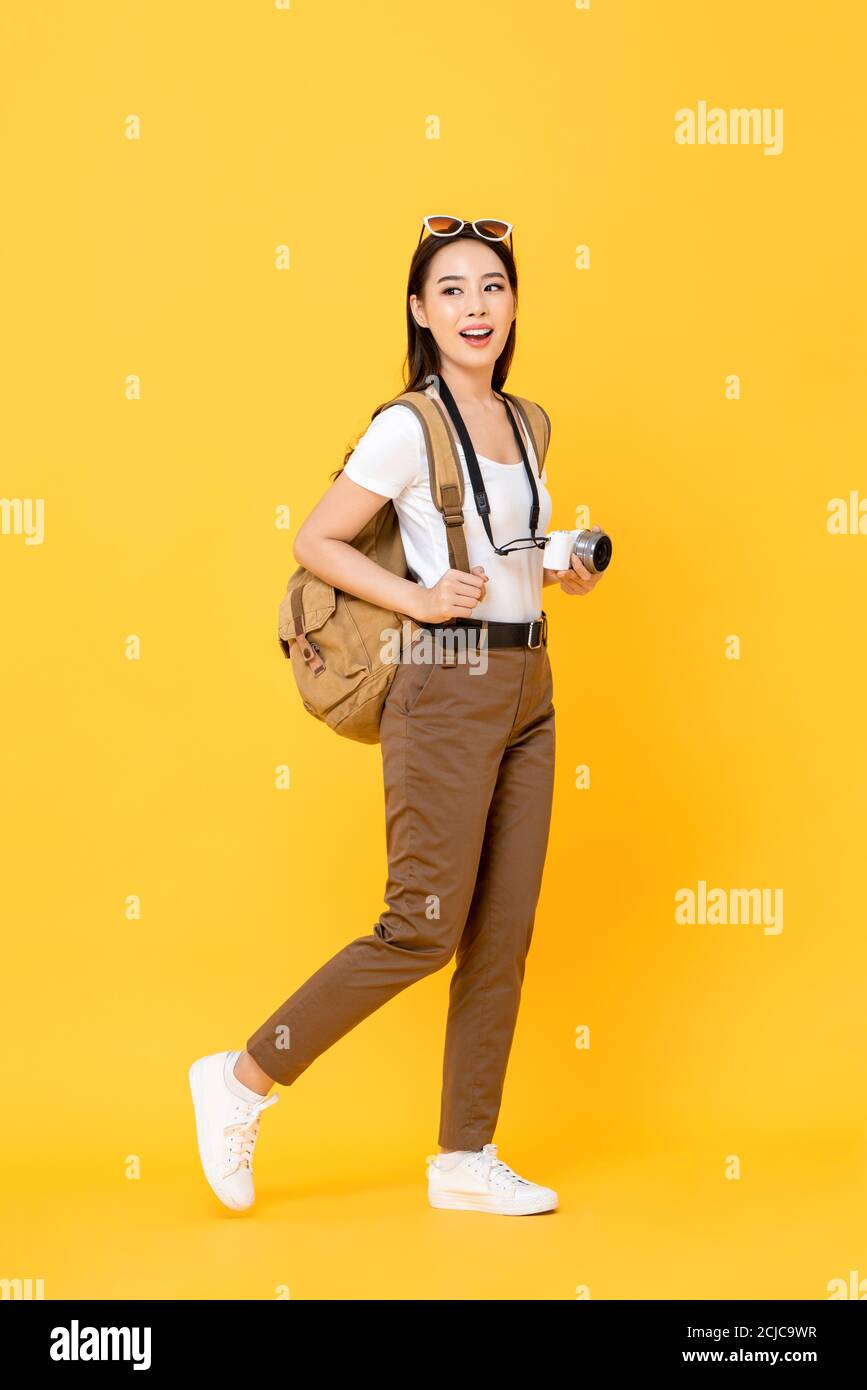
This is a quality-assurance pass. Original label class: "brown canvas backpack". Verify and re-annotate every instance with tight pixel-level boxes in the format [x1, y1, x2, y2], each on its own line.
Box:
[278, 385, 551, 744]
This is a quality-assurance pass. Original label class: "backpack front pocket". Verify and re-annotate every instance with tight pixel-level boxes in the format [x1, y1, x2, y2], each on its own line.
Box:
[282, 575, 372, 716]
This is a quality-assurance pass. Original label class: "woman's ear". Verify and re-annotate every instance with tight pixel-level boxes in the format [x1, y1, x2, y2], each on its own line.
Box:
[409, 293, 427, 330]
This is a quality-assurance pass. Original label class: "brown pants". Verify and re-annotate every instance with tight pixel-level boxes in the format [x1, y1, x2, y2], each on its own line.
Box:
[246, 636, 556, 1151]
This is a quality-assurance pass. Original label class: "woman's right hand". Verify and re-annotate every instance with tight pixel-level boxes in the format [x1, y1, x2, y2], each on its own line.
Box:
[416, 566, 489, 623]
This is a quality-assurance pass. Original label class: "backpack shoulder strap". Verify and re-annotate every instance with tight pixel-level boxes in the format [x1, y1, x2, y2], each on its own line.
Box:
[497, 392, 551, 477]
[380, 389, 471, 574]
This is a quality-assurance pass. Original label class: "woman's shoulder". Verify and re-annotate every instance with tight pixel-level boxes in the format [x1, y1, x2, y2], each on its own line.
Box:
[505, 392, 552, 475]
[349, 400, 425, 456]
[368, 399, 429, 465]
[343, 400, 427, 498]
[374, 399, 426, 438]
[508, 391, 551, 437]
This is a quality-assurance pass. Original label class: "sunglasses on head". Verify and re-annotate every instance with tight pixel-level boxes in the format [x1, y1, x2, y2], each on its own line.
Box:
[417, 215, 513, 248]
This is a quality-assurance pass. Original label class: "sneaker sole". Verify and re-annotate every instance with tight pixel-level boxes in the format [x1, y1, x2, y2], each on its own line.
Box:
[428, 1189, 558, 1215]
[188, 1057, 251, 1212]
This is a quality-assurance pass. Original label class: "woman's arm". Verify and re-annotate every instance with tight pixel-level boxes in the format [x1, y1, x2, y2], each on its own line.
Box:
[294, 472, 431, 622]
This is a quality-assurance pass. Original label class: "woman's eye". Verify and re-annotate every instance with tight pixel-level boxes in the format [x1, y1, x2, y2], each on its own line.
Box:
[442, 283, 503, 295]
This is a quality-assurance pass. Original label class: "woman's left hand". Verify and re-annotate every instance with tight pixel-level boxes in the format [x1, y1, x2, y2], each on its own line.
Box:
[554, 525, 606, 595]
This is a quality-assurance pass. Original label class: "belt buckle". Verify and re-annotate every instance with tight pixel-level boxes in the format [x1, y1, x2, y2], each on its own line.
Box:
[527, 611, 547, 649]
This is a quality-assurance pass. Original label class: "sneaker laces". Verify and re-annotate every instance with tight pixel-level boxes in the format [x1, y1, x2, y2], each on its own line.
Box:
[424, 1142, 530, 1189]
[477, 1143, 530, 1189]
[222, 1093, 278, 1176]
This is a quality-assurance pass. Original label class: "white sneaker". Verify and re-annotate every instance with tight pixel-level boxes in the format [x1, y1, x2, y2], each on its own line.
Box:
[189, 1052, 278, 1211]
[425, 1143, 558, 1215]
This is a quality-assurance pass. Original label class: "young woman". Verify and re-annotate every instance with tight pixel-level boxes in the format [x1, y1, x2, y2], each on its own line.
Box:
[190, 215, 605, 1215]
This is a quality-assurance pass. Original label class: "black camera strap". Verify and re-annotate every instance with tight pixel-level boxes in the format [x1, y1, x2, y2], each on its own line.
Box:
[433, 374, 541, 553]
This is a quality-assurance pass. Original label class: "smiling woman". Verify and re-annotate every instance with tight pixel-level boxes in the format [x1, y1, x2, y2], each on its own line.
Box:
[190, 214, 574, 1220]
[414, 246, 516, 373]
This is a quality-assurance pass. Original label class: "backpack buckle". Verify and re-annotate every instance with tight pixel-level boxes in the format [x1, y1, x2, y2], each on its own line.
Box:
[294, 619, 326, 675]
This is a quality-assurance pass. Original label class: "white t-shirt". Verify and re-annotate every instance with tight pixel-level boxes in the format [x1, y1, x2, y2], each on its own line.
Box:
[343, 403, 553, 622]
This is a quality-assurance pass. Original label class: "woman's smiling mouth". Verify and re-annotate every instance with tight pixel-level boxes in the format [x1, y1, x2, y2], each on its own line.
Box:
[459, 326, 494, 347]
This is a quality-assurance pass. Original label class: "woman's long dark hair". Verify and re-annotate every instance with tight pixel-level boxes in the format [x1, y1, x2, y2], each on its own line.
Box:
[332, 226, 518, 479]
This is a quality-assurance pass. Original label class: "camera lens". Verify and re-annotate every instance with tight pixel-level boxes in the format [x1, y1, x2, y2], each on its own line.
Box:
[573, 530, 613, 574]
[591, 535, 612, 572]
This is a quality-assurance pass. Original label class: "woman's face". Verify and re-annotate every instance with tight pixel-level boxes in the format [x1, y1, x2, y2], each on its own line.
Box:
[409, 237, 516, 370]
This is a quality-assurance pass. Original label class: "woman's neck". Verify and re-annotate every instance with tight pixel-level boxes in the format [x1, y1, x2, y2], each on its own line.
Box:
[436, 362, 498, 408]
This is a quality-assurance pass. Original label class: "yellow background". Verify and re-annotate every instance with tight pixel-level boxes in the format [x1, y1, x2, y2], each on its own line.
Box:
[1, 1, 865, 1300]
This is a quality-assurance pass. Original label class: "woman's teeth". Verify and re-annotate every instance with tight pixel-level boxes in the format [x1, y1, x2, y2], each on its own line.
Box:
[460, 328, 493, 346]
